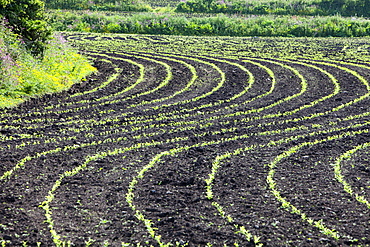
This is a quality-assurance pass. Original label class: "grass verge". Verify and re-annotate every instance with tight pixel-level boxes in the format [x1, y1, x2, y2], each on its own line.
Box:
[0, 20, 96, 108]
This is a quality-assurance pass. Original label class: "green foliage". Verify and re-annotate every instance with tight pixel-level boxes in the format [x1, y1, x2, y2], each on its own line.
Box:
[175, 0, 370, 17]
[0, 0, 12, 7]
[0, 18, 23, 101]
[0, 0, 52, 56]
[44, 0, 153, 12]
[49, 10, 370, 37]
[0, 18, 96, 108]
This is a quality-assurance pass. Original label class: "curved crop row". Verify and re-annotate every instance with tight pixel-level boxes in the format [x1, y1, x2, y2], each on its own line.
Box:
[0, 33, 370, 246]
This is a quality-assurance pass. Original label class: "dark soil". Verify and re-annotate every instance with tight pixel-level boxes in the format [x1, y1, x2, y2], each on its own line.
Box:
[1, 34, 370, 247]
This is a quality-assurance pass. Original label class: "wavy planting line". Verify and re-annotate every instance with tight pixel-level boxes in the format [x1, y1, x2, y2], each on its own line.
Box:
[0, 56, 366, 155]
[12, 51, 185, 129]
[2, 34, 370, 246]
[16, 53, 171, 129]
[0, 106, 318, 183]
[10, 87, 364, 162]
[6, 54, 146, 122]
[111, 57, 298, 126]
[74, 51, 227, 118]
[213, 57, 340, 126]
[333, 142, 370, 209]
[33, 121, 338, 246]
[77, 57, 273, 129]
[39, 137, 187, 247]
[239, 58, 369, 126]
[139, 53, 226, 107]
[92, 53, 172, 103]
[0, 107, 322, 184]
[28, 125, 323, 246]
[68, 58, 121, 98]
[276, 58, 341, 116]
[2, 58, 346, 154]
[125, 121, 370, 246]
[92, 56, 334, 134]
[206, 125, 370, 244]
[301, 60, 370, 112]
[3, 52, 219, 132]
[266, 129, 369, 242]
[0, 58, 121, 119]
[118, 52, 199, 109]
[4, 102, 366, 155]
[2, 90, 370, 245]
[139, 53, 254, 107]
[12, 56, 333, 147]
[126, 53, 256, 119]
[2, 50, 173, 123]
[61, 55, 146, 105]
[34, 51, 199, 126]
[4, 96, 366, 163]
[1, 55, 321, 141]
[119, 55, 334, 130]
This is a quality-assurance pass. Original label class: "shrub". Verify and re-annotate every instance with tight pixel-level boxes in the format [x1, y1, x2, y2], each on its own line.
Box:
[44, 0, 153, 12]
[175, 0, 370, 17]
[0, 17, 23, 98]
[0, 0, 52, 56]
[0, 18, 96, 108]
[48, 10, 370, 38]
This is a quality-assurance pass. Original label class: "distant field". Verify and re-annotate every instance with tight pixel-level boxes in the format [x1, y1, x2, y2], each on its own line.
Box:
[1, 33, 370, 246]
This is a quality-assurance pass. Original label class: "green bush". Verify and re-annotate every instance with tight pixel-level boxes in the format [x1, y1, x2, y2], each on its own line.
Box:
[175, 0, 370, 17]
[44, 0, 153, 12]
[0, 0, 52, 56]
[48, 10, 370, 38]
[0, 0, 11, 7]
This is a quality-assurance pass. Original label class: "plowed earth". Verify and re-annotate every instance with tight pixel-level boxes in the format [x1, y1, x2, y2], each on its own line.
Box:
[1, 34, 370, 246]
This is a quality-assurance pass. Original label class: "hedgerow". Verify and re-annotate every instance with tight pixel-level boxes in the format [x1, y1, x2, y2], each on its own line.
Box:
[44, 0, 153, 12]
[48, 10, 370, 37]
[175, 0, 370, 17]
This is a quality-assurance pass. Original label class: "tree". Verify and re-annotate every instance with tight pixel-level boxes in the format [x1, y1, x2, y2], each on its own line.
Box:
[0, 0, 52, 56]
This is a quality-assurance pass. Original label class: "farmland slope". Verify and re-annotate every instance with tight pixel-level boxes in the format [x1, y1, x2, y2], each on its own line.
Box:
[1, 34, 370, 246]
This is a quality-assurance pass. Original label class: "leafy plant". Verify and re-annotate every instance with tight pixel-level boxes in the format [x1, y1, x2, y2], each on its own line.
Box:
[0, 0, 52, 56]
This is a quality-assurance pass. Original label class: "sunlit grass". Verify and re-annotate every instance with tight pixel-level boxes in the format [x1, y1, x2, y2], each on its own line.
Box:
[0, 21, 96, 108]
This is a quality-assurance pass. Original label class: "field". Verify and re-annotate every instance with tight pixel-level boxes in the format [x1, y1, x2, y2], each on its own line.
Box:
[1, 33, 370, 246]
